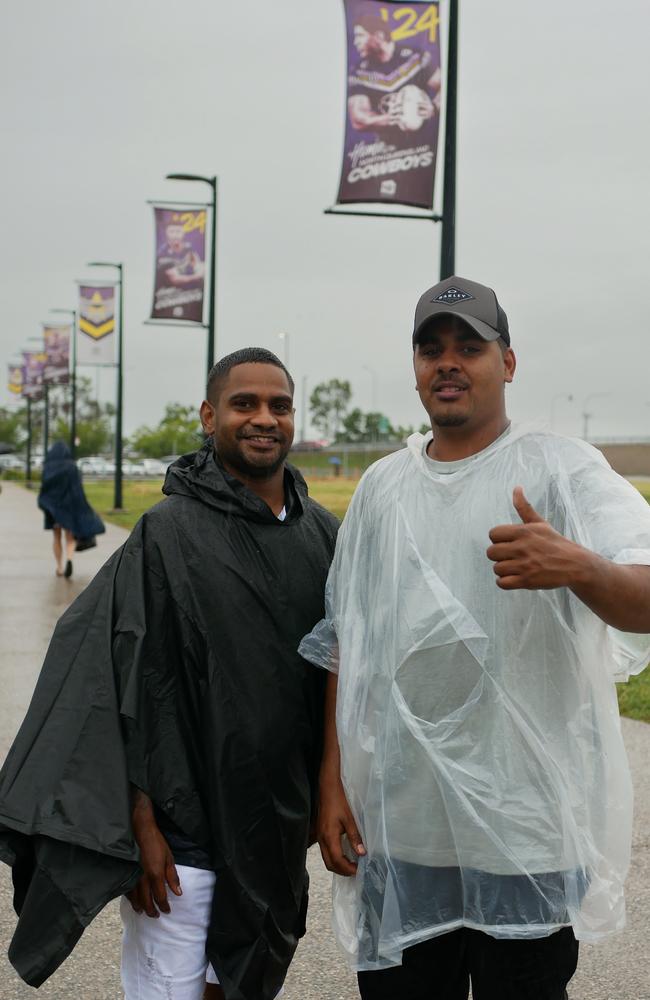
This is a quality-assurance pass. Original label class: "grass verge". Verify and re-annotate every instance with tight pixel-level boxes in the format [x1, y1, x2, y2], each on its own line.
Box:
[83, 476, 360, 527]
[616, 667, 650, 722]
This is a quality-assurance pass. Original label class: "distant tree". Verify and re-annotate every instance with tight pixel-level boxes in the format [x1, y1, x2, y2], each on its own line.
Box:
[0, 377, 114, 458]
[129, 403, 203, 458]
[0, 405, 26, 450]
[337, 407, 364, 443]
[391, 422, 432, 441]
[337, 409, 396, 443]
[309, 379, 352, 441]
[50, 376, 114, 457]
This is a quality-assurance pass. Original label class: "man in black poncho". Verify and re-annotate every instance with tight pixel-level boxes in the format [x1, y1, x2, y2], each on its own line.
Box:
[0, 348, 339, 1000]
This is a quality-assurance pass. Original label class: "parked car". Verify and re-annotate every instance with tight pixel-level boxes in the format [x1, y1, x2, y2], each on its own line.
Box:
[291, 440, 328, 452]
[77, 456, 109, 476]
[141, 458, 167, 477]
[0, 454, 24, 471]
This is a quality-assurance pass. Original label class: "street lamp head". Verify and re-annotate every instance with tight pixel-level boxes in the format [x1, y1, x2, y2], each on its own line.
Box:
[166, 172, 217, 186]
[87, 261, 121, 269]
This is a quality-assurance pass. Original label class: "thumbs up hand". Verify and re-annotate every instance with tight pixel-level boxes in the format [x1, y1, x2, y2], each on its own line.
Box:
[487, 487, 586, 591]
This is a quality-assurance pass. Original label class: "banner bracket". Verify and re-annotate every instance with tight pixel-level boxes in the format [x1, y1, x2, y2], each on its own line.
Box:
[146, 200, 211, 209]
[324, 207, 442, 222]
[143, 320, 209, 330]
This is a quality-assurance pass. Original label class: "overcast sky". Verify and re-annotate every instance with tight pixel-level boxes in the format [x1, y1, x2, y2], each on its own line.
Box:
[1, 0, 649, 442]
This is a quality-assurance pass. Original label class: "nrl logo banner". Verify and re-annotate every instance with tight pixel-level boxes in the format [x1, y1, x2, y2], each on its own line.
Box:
[78, 285, 116, 366]
[150, 207, 207, 325]
[22, 350, 46, 401]
[8, 364, 23, 395]
[336, 0, 441, 210]
[43, 324, 71, 385]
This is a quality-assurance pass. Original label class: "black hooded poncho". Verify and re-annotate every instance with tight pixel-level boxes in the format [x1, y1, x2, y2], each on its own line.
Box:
[0, 444, 338, 999]
[37, 441, 105, 539]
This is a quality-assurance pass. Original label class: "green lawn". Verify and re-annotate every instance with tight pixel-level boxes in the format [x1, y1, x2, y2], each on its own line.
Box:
[616, 667, 650, 722]
[81, 476, 650, 723]
[83, 479, 169, 531]
[83, 476, 360, 527]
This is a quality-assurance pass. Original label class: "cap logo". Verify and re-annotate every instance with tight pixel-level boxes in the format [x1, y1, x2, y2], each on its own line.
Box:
[432, 286, 474, 305]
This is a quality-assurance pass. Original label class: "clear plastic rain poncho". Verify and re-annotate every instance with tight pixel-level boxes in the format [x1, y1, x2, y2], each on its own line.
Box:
[299, 426, 650, 971]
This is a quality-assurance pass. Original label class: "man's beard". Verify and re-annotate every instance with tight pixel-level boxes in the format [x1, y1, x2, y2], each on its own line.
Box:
[432, 412, 469, 428]
[220, 439, 290, 480]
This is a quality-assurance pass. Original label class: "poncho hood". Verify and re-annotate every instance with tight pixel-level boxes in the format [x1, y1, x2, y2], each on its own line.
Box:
[163, 441, 308, 523]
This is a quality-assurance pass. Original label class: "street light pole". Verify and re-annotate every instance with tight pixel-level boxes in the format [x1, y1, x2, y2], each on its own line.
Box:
[440, 0, 459, 279]
[165, 173, 218, 382]
[581, 393, 610, 442]
[51, 308, 77, 458]
[87, 262, 123, 509]
[43, 383, 50, 455]
[26, 336, 46, 463]
[25, 397, 32, 485]
[549, 392, 573, 431]
[278, 332, 290, 369]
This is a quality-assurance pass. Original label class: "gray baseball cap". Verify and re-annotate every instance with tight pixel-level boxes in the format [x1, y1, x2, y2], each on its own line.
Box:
[412, 275, 510, 347]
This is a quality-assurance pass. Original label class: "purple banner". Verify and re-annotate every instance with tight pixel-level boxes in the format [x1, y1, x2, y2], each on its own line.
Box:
[43, 324, 70, 385]
[22, 351, 46, 401]
[8, 364, 23, 395]
[337, 1, 441, 209]
[150, 207, 206, 324]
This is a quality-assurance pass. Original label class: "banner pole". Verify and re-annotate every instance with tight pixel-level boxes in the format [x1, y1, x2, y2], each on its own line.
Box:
[440, 0, 459, 279]
[43, 383, 50, 457]
[26, 397, 32, 485]
[70, 310, 77, 458]
[207, 177, 217, 379]
[48, 309, 78, 457]
[115, 265, 124, 510]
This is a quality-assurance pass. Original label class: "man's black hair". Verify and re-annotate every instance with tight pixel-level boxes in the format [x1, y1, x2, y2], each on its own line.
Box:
[206, 347, 294, 402]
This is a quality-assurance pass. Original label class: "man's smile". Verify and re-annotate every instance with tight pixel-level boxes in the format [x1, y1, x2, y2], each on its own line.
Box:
[240, 433, 282, 449]
[432, 380, 469, 401]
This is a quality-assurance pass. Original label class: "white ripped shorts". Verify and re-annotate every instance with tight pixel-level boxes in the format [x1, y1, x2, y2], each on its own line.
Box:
[120, 865, 285, 999]
[120, 865, 219, 999]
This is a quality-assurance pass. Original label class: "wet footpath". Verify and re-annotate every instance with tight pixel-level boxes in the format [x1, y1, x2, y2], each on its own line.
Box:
[0, 481, 648, 999]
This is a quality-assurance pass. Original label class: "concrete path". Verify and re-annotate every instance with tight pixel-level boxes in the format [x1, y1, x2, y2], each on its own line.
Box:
[0, 481, 648, 999]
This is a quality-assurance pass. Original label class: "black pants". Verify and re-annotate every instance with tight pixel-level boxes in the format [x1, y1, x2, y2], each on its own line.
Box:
[357, 926, 578, 1000]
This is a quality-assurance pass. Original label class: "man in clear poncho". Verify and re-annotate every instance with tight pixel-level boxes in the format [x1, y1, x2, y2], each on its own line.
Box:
[299, 276, 650, 999]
